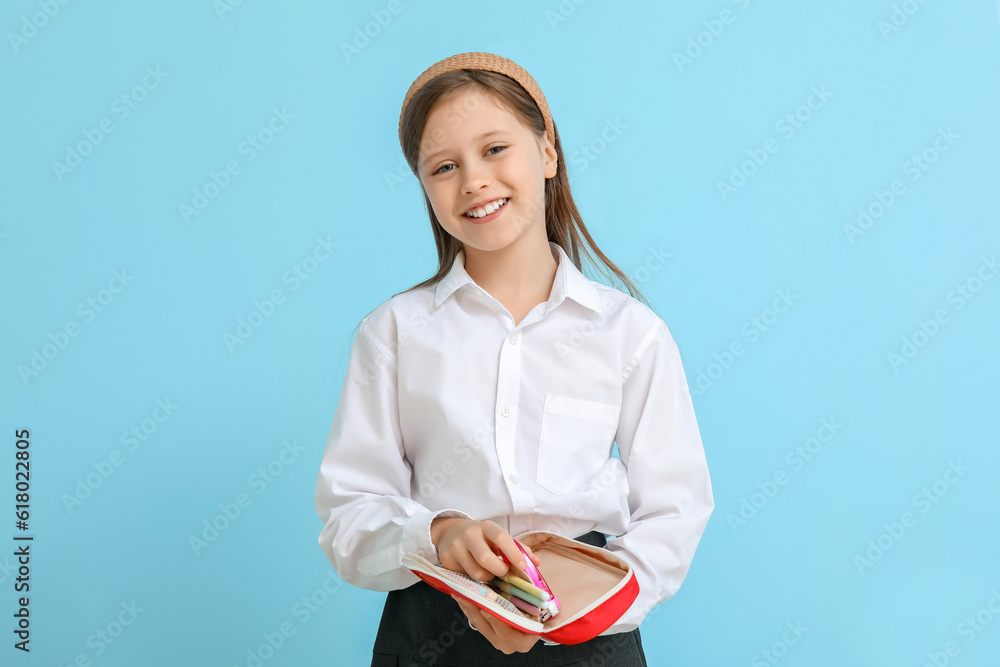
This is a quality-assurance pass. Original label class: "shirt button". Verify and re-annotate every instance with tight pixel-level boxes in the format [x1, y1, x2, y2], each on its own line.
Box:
[508, 473, 519, 485]
[501, 405, 513, 418]
[508, 331, 520, 345]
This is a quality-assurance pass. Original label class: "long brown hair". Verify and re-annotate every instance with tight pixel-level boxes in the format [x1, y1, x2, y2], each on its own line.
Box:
[392, 69, 650, 308]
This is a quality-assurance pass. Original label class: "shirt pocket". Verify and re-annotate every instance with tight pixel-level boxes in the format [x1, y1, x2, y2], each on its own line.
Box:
[536, 393, 621, 495]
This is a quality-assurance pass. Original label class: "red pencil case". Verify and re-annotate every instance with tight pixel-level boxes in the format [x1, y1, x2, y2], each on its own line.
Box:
[402, 531, 639, 645]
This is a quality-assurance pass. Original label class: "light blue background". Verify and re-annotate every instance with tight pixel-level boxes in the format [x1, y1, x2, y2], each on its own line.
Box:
[2, 1, 999, 665]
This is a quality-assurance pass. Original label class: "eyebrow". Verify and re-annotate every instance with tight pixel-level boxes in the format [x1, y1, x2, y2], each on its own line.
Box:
[420, 130, 510, 168]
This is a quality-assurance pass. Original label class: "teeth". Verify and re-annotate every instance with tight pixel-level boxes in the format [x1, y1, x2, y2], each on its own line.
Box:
[465, 198, 507, 218]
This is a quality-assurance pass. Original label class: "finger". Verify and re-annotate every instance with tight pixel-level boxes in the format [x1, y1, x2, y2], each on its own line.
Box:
[470, 605, 509, 650]
[452, 595, 474, 621]
[521, 543, 542, 567]
[453, 548, 495, 582]
[462, 532, 514, 580]
[456, 595, 537, 654]
[477, 605, 508, 635]
[455, 598, 495, 640]
[472, 545, 512, 581]
[466, 602, 504, 646]
[480, 525, 528, 574]
[453, 596, 483, 625]
[477, 608, 538, 653]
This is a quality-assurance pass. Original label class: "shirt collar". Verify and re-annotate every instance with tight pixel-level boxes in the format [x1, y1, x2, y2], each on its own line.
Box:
[434, 241, 604, 314]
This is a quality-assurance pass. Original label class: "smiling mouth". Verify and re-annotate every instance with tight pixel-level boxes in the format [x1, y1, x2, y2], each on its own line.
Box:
[464, 197, 509, 219]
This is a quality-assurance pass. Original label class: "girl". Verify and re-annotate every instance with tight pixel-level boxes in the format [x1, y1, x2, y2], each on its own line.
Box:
[315, 51, 715, 666]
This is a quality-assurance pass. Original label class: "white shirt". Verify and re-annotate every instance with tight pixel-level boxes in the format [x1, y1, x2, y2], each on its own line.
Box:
[314, 241, 714, 637]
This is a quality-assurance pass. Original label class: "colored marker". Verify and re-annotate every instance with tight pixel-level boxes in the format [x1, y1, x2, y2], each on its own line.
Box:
[492, 579, 553, 611]
[500, 573, 551, 601]
[499, 540, 561, 615]
[499, 590, 543, 618]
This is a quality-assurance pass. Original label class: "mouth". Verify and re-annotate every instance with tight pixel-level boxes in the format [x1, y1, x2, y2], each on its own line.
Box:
[463, 197, 509, 224]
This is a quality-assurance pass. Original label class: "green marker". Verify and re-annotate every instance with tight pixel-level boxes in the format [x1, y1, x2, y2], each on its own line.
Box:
[500, 573, 551, 601]
[492, 579, 548, 608]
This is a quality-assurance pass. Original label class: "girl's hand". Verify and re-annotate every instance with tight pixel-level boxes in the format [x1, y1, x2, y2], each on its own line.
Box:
[452, 594, 542, 655]
[430, 518, 542, 582]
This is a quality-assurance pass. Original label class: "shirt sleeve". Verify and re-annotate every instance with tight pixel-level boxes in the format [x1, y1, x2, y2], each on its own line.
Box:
[314, 319, 472, 591]
[599, 318, 715, 634]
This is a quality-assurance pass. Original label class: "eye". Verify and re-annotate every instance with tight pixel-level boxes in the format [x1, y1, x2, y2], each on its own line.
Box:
[430, 146, 507, 176]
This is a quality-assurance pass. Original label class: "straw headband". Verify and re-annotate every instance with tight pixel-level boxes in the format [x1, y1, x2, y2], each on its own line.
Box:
[398, 51, 555, 162]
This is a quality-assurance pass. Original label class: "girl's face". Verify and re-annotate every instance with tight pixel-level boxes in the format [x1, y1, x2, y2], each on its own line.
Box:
[417, 87, 557, 256]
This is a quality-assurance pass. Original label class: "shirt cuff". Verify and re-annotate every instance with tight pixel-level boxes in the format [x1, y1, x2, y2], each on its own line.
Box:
[400, 508, 473, 566]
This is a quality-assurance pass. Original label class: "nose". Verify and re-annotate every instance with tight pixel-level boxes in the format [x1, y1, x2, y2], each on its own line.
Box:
[461, 159, 491, 194]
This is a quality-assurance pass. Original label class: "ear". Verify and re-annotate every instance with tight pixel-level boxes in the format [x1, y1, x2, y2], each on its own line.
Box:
[542, 138, 558, 179]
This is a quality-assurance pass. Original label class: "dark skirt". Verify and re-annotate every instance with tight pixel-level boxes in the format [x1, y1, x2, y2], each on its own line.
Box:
[370, 531, 647, 667]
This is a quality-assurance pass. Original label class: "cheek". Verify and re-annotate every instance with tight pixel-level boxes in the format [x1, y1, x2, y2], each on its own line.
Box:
[505, 161, 543, 189]
[424, 188, 448, 216]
